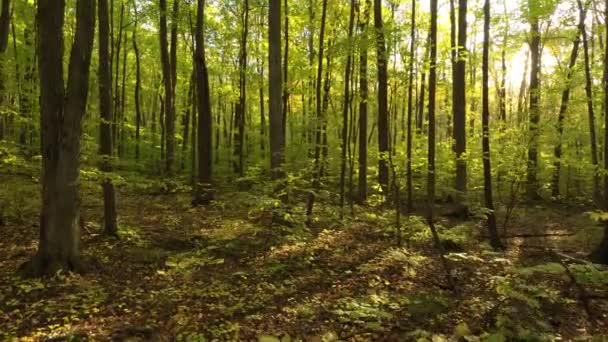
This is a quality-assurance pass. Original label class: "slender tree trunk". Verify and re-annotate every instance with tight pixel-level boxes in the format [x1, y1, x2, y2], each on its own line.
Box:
[0, 0, 11, 141]
[358, 0, 370, 203]
[428, 0, 454, 289]
[112, 4, 124, 153]
[282, 0, 289, 141]
[193, 0, 213, 205]
[482, 0, 503, 250]
[133, 3, 142, 160]
[160, 0, 175, 174]
[306, 0, 329, 221]
[577, 0, 601, 203]
[98, 0, 118, 236]
[406, 0, 416, 212]
[233, 0, 249, 176]
[340, 0, 356, 218]
[374, 0, 389, 194]
[552, 11, 583, 198]
[269, 0, 284, 180]
[20, 0, 95, 277]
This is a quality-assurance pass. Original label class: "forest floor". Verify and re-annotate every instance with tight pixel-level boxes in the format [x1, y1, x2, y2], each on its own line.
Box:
[1, 169, 608, 341]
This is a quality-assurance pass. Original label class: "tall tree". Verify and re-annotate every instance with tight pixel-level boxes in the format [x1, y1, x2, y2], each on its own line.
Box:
[374, 0, 389, 194]
[526, 3, 541, 200]
[132, 1, 143, 160]
[234, 0, 249, 176]
[593, 0, 608, 264]
[98, 0, 118, 236]
[406, 0, 416, 212]
[428, 0, 454, 289]
[339, 0, 356, 217]
[552, 7, 584, 197]
[0, 0, 10, 140]
[577, 0, 600, 203]
[160, 0, 176, 174]
[358, 0, 371, 202]
[193, 0, 213, 205]
[269, 0, 285, 180]
[482, 0, 502, 250]
[454, 0, 468, 196]
[20, 0, 96, 276]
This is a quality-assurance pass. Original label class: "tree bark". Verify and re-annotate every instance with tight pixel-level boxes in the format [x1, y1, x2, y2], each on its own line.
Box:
[482, 0, 503, 250]
[552, 9, 583, 198]
[269, 0, 285, 180]
[374, 0, 389, 194]
[233, 0, 249, 176]
[21, 0, 96, 277]
[358, 0, 370, 203]
[406, 0, 416, 212]
[160, 0, 175, 174]
[526, 11, 541, 200]
[0, 0, 11, 141]
[98, 0, 118, 237]
[193, 0, 213, 205]
[132, 2, 142, 160]
[454, 0, 468, 196]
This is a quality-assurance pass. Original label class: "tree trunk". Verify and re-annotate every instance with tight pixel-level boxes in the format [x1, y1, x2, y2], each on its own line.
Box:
[98, 0, 118, 237]
[482, 0, 503, 250]
[269, 0, 285, 180]
[454, 0, 468, 196]
[233, 0, 249, 176]
[358, 0, 370, 203]
[577, 0, 601, 203]
[526, 11, 541, 201]
[193, 0, 213, 205]
[133, 4, 142, 160]
[339, 0, 356, 218]
[160, 0, 175, 174]
[406, 0, 416, 212]
[0, 0, 11, 141]
[428, 0, 454, 289]
[552, 9, 583, 198]
[374, 0, 389, 194]
[20, 0, 95, 277]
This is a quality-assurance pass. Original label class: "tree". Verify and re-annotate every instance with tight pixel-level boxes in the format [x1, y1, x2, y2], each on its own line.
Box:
[98, 0, 118, 236]
[374, 0, 389, 194]
[526, 3, 541, 201]
[160, 0, 176, 174]
[233, 0, 249, 176]
[404, 0, 416, 212]
[482, 0, 502, 250]
[20, 0, 96, 276]
[454, 0, 468, 196]
[339, 0, 356, 218]
[0, 0, 10, 141]
[193, 0, 213, 205]
[269, 0, 285, 181]
[427, 0, 454, 289]
[552, 6, 583, 198]
[358, 0, 370, 203]
[132, 1, 143, 160]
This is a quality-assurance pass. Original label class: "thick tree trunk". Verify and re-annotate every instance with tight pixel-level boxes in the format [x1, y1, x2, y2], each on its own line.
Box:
[193, 0, 213, 205]
[374, 0, 389, 194]
[21, 0, 95, 277]
[454, 0, 468, 196]
[98, 0, 118, 236]
[527, 13, 541, 201]
[482, 0, 503, 250]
